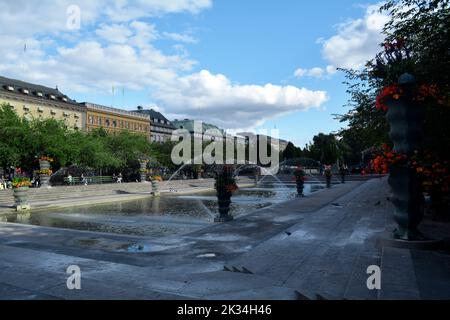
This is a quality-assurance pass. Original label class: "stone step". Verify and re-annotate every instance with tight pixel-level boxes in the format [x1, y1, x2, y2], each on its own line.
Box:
[378, 247, 421, 300]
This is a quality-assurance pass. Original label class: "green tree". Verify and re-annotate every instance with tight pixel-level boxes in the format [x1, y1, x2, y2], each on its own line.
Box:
[308, 133, 350, 165]
[0, 104, 28, 169]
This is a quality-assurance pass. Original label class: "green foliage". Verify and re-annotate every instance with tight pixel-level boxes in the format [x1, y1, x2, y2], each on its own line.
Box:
[0, 104, 154, 172]
[337, 0, 450, 162]
[381, 0, 450, 88]
[307, 133, 350, 165]
[282, 142, 303, 160]
[0, 104, 27, 168]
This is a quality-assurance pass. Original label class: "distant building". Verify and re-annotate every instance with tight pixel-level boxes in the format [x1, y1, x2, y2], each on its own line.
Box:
[0, 75, 85, 130]
[83, 102, 151, 138]
[132, 106, 176, 143]
[238, 132, 290, 152]
[172, 119, 228, 142]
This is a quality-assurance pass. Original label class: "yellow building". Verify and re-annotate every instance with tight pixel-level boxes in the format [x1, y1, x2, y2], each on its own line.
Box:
[0, 76, 85, 129]
[83, 102, 151, 139]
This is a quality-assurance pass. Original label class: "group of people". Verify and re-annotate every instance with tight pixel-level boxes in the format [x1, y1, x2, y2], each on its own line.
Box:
[66, 173, 124, 185]
[318, 164, 349, 187]
[112, 173, 123, 184]
[0, 176, 10, 190]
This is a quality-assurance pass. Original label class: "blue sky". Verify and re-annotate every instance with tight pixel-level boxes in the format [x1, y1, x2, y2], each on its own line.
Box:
[0, 0, 387, 147]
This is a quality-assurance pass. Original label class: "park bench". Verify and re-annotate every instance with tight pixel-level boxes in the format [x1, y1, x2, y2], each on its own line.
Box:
[63, 176, 114, 185]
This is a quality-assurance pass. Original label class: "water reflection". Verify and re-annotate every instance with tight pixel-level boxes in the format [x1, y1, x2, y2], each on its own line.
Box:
[3, 184, 312, 237]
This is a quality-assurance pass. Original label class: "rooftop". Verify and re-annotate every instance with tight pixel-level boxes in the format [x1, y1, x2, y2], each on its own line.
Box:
[0, 75, 79, 106]
[82, 102, 151, 121]
[172, 119, 225, 135]
[132, 107, 176, 129]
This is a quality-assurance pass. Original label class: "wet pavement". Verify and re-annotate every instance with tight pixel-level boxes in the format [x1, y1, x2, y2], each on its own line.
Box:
[0, 177, 449, 300]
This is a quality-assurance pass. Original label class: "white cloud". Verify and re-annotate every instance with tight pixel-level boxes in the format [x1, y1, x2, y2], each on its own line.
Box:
[294, 65, 336, 79]
[162, 32, 198, 44]
[96, 23, 134, 44]
[0, 0, 328, 131]
[321, 4, 389, 69]
[155, 70, 328, 130]
[104, 0, 213, 21]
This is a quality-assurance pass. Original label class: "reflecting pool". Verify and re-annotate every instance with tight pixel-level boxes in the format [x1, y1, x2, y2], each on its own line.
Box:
[2, 182, 316, 237]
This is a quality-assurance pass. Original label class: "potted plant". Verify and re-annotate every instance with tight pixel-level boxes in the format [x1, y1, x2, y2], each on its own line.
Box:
[38, 156, 54, 187]
[375, 74, 441, 240]
[12, 177, 32, 211]
[138, 159, 149, 182]
[214, 165, 238, 222]
[151, 175, 163, 196]
[294, 166, 306, 196]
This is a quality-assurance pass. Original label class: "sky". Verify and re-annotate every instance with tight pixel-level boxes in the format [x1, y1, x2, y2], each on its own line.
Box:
[0, 0, 388, 147]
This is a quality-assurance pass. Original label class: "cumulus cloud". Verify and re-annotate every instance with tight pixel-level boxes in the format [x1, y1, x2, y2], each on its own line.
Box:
[321, 4, 389, 69]
[155, 70, 329, 129]
[0, 0, 212, 37]
[294, 65, 336, 79]
[0, 0, 328, 130]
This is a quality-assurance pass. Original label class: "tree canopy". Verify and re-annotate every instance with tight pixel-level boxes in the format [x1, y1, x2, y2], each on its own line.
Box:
[0, 103, 154, 174]
[337, 0, 450, 163]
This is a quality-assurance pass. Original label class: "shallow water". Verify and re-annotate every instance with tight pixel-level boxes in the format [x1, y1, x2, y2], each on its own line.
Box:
[4, 184, 313, 238]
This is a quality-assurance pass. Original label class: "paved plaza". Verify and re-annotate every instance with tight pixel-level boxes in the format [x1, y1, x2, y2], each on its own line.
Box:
[0, 177, 449, 300]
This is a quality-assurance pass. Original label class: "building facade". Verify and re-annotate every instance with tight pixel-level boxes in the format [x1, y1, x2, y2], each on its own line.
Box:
[133, 107, 176, 143]
[83, 103, 151, 139]
[0, 76, 85, 129]
[172, 119, 228, 142]
[239, 132, 290, 152]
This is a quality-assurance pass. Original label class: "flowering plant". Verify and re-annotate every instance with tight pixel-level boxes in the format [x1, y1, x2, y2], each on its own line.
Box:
[370, 38, 412, 82]
[151, 175, 163, 182]
[39, 156, 54, 162]
[371, 145, 450, 194]
[371, 144, 407, 174]
[214, 165, 238, 194]
[12, 177, 32, 189]
[37, 169, 53, 175]
[293, 166, 306, 183]
[375, 84, 441, 112]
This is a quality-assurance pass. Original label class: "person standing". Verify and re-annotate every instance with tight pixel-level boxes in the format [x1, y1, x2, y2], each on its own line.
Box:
[324, 165, 332, 188]
[339, 165, 347, 184]
[81, 174, 88, 186]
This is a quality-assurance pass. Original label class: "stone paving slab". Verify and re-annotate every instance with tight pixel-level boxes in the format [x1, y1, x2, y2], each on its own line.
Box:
[0, 283, 59, 300]
[0, 177, 449, 300]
